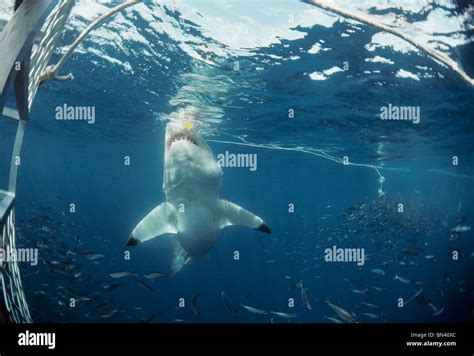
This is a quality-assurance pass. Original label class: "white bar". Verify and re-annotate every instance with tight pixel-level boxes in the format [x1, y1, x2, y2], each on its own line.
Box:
[1, 106, 20, 120]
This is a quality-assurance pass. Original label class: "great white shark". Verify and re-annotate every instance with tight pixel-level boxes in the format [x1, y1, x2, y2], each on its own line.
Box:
[126, 114, 271, 274]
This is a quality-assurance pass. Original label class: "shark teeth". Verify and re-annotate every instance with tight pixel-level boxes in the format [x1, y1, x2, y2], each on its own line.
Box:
[168, 132, 198, 147]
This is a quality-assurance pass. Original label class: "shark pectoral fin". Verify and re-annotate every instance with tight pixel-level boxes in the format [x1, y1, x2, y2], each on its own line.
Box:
[217, 199, 271, 234]
[127, 202, 178, 246]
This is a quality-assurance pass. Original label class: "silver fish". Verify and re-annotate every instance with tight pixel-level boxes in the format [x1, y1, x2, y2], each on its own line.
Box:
[143, 313, 160, 323]
[100, 309, 120, 319]
[241, 305, 268, 315]
[371, 268, 386, 276]
[221, 290, 238, 317]
[103, 283, 123, 292]
[433, 307, 445, 316]
[360, 302, 378, 309]
[394, 274, 410, 284]
[451, 225, 471, 233]
[406, 288, 423, 305]
[270, 311, 297, 319]
[137, 280, 156, 293]
[192, 292, 203, 317]
[362, 312, 379, 319]
[109, 271, 136, 279]
[325, 299, 356, 323]
[83, 253, 104, 260]
[144, 272, 169, 280]
[297, 281, 312, 311]
[324, 316, 343, 323]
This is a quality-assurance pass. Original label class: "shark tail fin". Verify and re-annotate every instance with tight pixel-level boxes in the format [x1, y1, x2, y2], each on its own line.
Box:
[127, 202, 178, 246]
[217, 199, 271, 234]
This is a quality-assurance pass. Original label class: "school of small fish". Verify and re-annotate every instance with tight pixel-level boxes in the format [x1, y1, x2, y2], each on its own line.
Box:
[14, 191, 473, 323]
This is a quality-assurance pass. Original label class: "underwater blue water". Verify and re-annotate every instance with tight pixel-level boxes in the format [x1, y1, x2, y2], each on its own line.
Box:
[1, 0, 473, 323]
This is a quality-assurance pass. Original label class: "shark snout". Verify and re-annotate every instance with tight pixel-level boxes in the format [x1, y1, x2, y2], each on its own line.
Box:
[165, 120, 197, 144]
[165, 121, 209, 153]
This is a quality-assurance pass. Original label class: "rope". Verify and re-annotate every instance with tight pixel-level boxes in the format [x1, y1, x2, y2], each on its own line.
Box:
[39, 0, 141, 84]
[207, 137, 386, 195]
[302, 0, 474, 86]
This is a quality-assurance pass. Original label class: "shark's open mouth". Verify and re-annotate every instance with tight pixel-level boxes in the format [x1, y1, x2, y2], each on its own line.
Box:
[167, 132, 199, 148]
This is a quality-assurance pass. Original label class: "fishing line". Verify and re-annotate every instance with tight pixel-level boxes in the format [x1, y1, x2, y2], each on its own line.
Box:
[207, 137, 386, 195]
[208, 138, 474, 194]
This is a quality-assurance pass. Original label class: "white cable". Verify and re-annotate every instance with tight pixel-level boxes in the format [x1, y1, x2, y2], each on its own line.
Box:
[207, 138, 386, 195]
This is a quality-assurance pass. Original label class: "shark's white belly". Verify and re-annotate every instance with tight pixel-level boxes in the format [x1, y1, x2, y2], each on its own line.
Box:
[164, 139, 222, 257]
[172, 197, 219, 257]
